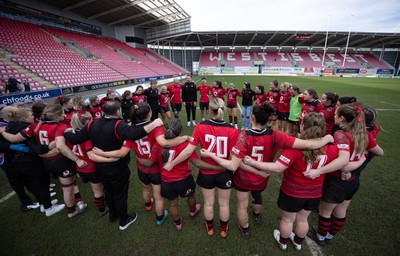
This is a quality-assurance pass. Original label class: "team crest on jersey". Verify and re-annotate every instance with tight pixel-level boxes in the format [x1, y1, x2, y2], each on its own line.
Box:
[63, 170, 70, 176]
[225, 180, 232, 188]
[185, 189, 192, 196]
[279, 155, 291, 164]
[231, 147, 240, 155]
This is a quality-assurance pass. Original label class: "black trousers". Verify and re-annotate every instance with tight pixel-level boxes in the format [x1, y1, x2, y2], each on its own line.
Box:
[96, 165, 131, 225]
[185, 102, 196, 122]
[150, 105, 159, 121]
[2, 164, 35, 206]
[13, 162, 52, 208]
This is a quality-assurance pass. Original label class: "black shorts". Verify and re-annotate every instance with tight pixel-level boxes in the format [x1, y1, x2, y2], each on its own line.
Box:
[159, 106, 170, 113]
[278, 190, 320, 212]
[161, 174, 196, 200]
[321, 174, 360, 204]
[44, 157, 77, 178]
[227, 104, 237, 109]
[277, 112, 289, 121]
[171, 103, 182, 112]
[196, 171, 233, 190]
[137, 169, 162, 185]
[200, 102, 209, 110]
[288, 119, 299, 126]
[77, 171, 102, 184]
[234, 186, 265, 205]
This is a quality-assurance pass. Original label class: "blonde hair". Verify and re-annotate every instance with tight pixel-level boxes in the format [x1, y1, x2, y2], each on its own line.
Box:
[209, 98, 225, 121]
[300, 113, 326, 163]
[336, 103, 368, 155]
[34, 105, 64, 134]
[71, 111, 92, 130]
[8, 108, 31, 122]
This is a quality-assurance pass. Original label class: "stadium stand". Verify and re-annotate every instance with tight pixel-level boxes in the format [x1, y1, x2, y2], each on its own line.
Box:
[0, 17, 187, 91]
[352, 53, 392, 69]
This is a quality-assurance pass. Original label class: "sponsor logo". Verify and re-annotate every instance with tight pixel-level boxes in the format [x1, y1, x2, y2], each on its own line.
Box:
[337, 144, 349, 149]
[279, 155, 291, 164]
[232, 147, 240, 155]
[226, 180, 232, 188]
[63, 170, 70, 176]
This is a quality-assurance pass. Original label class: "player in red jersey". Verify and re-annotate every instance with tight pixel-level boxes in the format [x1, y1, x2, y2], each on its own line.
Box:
[100, 89, 121, 107]
[132, 85, 147, 105]
[254, 85, 268, 107]
[164, 98, 238, 238]
[0, 105, 88, 218]
[91, 103, 189, 225]
[87, 95, 102, 120]
[243, 113, 342, 251]
[267, 80, 280, 110]
[197, 77, 212, 121]
[305, 103, 383, 246]
[211, 80, 226, 101]
[137, 119, 222, 231]
[226, 83, 241, 128]
[320, 92, 339, 135]
[201, 103, 334, 239]
[54, 95, 74, 126]
[298, 88, 323, 124]
[69, 112, 115, 216]
[158, 86, 172, 123]
[167, 78, 183, 118]
[277, 82, 291, 133]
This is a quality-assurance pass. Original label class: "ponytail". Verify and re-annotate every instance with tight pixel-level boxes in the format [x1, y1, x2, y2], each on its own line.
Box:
[162, 119, 182, 163]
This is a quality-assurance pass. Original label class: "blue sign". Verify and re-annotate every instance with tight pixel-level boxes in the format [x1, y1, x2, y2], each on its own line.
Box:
[376, 69, 394, 75]
[0, 89, 61, 105]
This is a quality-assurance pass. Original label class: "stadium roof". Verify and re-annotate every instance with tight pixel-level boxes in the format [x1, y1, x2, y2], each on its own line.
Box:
[147, 31, 400, 50]
[38, 0, 190, 28]
[37, 1, 400, 50]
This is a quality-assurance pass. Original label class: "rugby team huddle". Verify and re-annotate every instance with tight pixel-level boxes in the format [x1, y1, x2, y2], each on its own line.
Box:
[0, 76, 383, 251]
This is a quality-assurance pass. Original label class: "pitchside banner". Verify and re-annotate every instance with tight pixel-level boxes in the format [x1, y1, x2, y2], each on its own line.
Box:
[235, 67, 258, 74]
[335, 68, 360, 74]
[0, 88, 62, 106]
[359, 69, 377, 76]
[262, 67, 304, 75]
[376, 69, 394, 75]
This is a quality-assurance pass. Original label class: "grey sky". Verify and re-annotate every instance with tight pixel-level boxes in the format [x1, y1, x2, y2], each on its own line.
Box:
[177, 0, 400, 33]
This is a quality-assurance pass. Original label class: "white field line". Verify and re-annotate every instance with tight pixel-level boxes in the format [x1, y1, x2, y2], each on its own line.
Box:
[305, 237, 324, 256]
[0, 191, 16, 204]
[380, 101, 400, 107]
[376, 109, 400, 111]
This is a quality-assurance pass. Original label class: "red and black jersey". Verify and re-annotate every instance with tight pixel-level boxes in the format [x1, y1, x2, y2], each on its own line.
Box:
[191, 119, 238, 175]
[329, 130, 368, 180]
[278, 90, 291, 113]
[158, 93, 170, 108]
[86, 105, 102, 120]
[231, 129, 296, 190]
[211, 87, 226, 100]
[299, 97, 323, 122]
[197, 84, 212, 103]
[226, 89, 241, 106]
[69, 140, 96, 173]
[254, 93, 268, 107]
[267, 89, 280, 110]
[167, 83, 183, 104]
[21, 121, 67, 160]
[132, 93, 147, 105]
[123, 123, 164, 174]
[150, 142, 198, 182]
[321, 105, 336, 135]
[278, 144, 338, 198]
